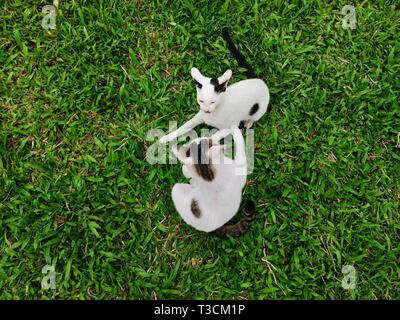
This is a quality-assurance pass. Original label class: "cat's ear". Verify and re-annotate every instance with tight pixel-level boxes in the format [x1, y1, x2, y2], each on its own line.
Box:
[191, 67, 204, 83]
[217, 69, 232, 86]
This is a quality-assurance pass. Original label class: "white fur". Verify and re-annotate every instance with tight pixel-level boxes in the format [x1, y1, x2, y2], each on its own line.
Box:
[160, 67, 269, 143]
[171, 126, 247, 232]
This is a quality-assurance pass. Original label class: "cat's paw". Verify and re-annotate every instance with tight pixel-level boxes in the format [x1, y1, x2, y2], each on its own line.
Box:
[182, 165, 192, 178]
[171, 144, 179, 157]
[244, 120, 254, 129]
[159, 135, 169, 144]
[211, 134, 220, 145]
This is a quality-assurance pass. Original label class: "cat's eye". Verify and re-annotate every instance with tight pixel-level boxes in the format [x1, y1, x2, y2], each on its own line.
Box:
[210, 101, 216, 104]
[199, 99, 204, 103]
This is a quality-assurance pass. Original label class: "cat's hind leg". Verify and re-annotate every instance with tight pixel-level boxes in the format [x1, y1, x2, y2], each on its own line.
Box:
[172, 183, 191, 206]
[172, 183, 202, 230]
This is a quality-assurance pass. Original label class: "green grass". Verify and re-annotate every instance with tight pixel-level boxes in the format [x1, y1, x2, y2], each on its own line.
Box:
[0, 0, 399, 299]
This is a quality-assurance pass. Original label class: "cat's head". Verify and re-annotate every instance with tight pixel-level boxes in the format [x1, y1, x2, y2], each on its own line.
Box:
[191, 67, 232, 114]
[172, 138, 226, 181]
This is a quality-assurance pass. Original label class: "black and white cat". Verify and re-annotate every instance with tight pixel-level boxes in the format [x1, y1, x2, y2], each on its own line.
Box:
[159, 28, 270, 144]
[171, 126, 255, 236]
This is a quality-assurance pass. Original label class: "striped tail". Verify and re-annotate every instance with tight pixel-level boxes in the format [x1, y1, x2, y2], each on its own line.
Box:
[221, 27, 257, 79]
[212, 201, 256, 237]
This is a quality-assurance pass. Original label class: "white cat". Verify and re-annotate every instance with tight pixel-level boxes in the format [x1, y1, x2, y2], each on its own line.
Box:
[171, 126, 255, 235]
[159, 28, 270, 144]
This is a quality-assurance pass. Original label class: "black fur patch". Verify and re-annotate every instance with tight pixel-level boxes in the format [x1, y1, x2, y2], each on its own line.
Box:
[190, 139, 215, 181]
[194, 163, 215, 181]
[249, 103, 259, 116]
[210, 78, 219, 86]
[191, 199, 201, 218]
[210, 77, 227, 93]
[193, 79, 203, 89]
[190, 139, 210, 165]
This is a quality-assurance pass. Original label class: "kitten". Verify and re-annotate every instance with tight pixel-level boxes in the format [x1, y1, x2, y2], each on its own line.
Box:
[171, 126, 255, 236]
[160, 28, 270, 144]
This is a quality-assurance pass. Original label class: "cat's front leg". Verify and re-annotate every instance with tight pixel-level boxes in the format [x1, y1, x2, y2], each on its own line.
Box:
[210, 128, 232, 144]
[231, 125, 247, 170]
[159, 112, 204, 143]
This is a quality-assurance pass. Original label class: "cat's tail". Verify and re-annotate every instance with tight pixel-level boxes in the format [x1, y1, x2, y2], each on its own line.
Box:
[221, 27, 257, 79]
[212, 201, 256, 237]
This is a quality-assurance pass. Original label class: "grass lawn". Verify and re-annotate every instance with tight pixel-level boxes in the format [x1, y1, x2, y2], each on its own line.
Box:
[0, 0, 399, 299]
